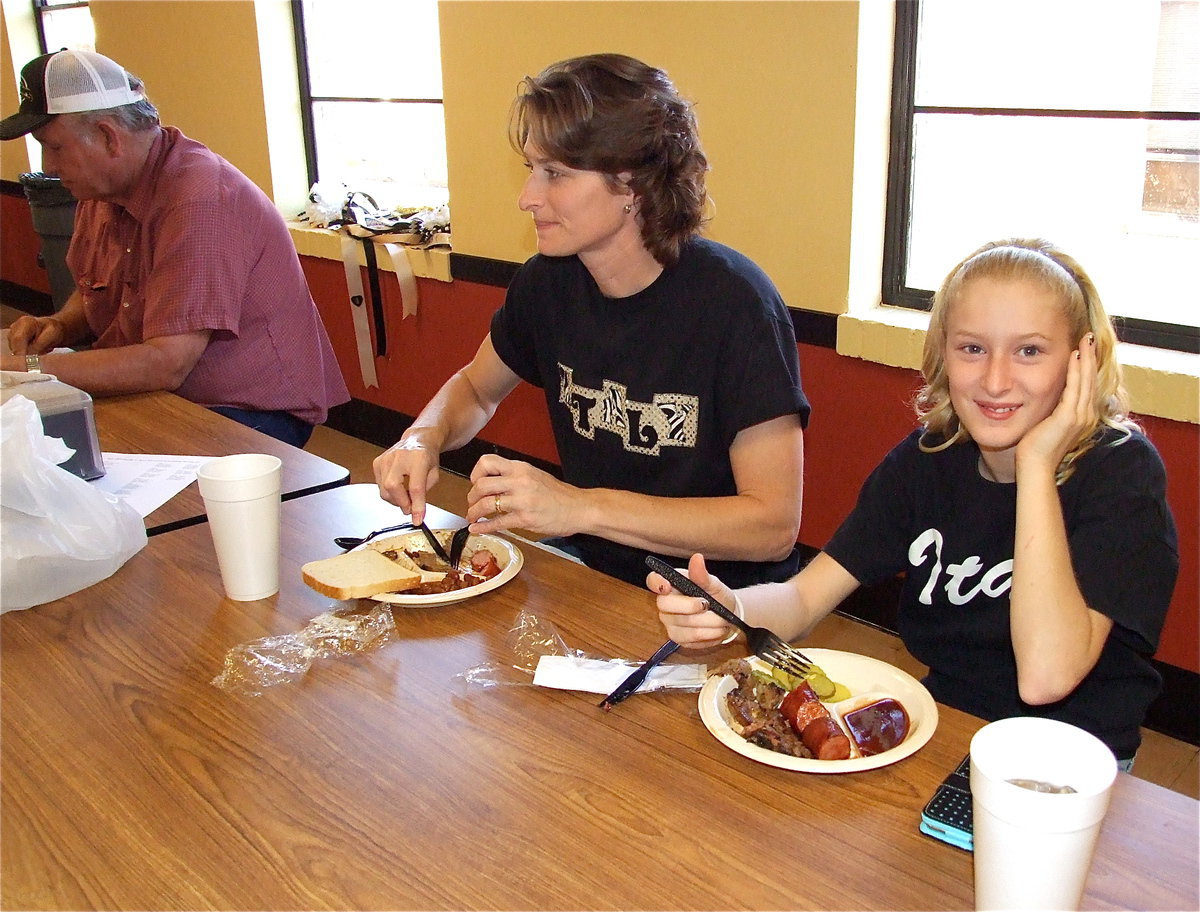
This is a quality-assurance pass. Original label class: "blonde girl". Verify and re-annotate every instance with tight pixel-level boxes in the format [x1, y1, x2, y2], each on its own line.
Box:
[650, 239, 1178, 764]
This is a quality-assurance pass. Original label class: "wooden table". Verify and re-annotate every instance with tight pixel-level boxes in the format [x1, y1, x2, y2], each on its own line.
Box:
[92, 391, 350, 534]
[2, 485, 1196, 910]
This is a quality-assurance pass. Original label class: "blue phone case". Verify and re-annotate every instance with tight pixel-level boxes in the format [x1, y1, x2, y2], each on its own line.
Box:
[919, 814, 974, 851]
[920, 754, 974, 851]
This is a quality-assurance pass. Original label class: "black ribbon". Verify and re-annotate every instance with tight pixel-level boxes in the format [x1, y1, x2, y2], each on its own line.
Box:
[361, 238, 387, 358]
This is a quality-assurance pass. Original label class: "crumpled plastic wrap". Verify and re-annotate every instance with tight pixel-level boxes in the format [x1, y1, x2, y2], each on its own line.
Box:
[457, 609, 587, 687]
[302, 180, 350, 228]
[458, 608, 705, 695]
[212, 604, 395, 696]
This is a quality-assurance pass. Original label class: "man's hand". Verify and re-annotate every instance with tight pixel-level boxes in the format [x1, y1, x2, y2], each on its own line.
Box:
[6, 315, 67, 355]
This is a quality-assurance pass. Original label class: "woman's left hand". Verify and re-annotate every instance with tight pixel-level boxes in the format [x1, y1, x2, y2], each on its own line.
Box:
[464, 453, 585, 535]
[1017, 333, 1098, 473]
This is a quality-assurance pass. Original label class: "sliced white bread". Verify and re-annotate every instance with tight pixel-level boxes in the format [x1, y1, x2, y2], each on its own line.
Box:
[301, 549, 423, 599]
[366, 535, 448, 584]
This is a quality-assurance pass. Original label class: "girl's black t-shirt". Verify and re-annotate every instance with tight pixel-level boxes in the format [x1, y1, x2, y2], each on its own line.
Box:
[825, 427, 1179, 760]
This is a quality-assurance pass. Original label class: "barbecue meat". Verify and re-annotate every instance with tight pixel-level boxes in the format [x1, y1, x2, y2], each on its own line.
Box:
[720, 659, 814, 760]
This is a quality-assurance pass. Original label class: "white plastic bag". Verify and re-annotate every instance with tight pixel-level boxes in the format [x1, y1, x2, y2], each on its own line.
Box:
[0, 395, 147, 612]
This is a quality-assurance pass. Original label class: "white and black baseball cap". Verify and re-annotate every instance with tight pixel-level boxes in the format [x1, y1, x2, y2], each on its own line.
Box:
[0, 49, 144, 140]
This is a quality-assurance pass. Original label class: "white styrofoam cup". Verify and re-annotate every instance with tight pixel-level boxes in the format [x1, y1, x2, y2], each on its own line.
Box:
[196, 454, 282, 601]
[970, 716, 1117, 911]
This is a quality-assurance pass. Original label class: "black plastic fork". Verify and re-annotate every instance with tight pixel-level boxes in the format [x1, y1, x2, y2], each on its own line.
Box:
[645, 556, 813, 679]
[448, 527, 471, 567]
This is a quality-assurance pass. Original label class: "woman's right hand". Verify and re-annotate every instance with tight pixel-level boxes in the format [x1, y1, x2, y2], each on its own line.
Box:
[373, 438, 441, 525]
[647, 552, 739, 648]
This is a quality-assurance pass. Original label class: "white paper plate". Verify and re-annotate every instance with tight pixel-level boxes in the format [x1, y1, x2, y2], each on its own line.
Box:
[365, 530, 523, 607]
[698, 648, 938, 773]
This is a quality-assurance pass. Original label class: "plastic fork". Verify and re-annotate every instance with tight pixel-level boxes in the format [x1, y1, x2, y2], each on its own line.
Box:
[645, 556, 813, 679]
[448, 526, 471, 567]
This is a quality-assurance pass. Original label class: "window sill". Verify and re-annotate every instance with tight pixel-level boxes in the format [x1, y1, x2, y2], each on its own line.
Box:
[287, 223, 452, 282]
[837, 306, 1199, 425]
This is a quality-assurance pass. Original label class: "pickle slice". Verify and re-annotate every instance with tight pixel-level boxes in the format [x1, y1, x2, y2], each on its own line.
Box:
[804, 672, 836, 699]
[754, 661, 850, 703]
[803, 668, 850, 702]
[826, 681, 852, 703]
[761, 665, 805, 693]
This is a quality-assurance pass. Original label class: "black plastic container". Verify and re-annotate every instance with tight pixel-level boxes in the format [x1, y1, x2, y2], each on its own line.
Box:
[19, 172, 78, 312]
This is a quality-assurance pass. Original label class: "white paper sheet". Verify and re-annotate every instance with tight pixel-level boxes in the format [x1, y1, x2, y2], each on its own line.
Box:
[90, 453, 215, 518]
[532, 654, 707, 695]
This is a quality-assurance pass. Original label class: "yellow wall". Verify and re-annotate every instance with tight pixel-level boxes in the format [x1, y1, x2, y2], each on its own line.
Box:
[0, 1, 277, 195]
[88, 0, 275, 196]
[3, 1, 860, 312]
[0, 1, 35, 178]
[440, 0, 860, 315]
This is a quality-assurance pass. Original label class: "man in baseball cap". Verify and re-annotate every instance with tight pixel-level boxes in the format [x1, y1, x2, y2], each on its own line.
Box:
[0, 48, 144, 140]
[1, 49, 348, 445]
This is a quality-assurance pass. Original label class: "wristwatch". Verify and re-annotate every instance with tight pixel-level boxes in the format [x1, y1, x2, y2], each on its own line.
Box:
[24, 354, 41, 373]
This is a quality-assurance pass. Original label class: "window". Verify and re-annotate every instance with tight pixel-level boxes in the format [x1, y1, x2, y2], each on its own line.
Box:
[292, 0, 448, 212]
[885, 0, 1199, 353]
[33, 0, 94, 53]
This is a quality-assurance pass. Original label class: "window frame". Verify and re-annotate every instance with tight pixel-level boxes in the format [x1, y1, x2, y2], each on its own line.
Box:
[32, 0, 91, 54]
[290, 0, 318, 188]
[882, 0, 1200, 355]
[289, 0, 445, 195]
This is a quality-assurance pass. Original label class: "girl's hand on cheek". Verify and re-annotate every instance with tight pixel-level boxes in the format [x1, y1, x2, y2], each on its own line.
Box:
[1017, 333, 1098, 473]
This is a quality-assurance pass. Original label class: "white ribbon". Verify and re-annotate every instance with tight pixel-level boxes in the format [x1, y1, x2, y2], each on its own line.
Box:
[381, 242, 419, 318]
[339, 234, 379, 390]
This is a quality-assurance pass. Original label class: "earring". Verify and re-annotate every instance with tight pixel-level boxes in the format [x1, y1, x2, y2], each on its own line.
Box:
[624, 204, 633, 213]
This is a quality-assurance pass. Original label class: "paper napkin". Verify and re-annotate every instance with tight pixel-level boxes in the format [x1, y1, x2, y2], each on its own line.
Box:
[533, 654, 708, 695]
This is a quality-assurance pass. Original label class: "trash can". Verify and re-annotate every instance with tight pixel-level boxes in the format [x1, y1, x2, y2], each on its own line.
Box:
[19, 172, 78, 312]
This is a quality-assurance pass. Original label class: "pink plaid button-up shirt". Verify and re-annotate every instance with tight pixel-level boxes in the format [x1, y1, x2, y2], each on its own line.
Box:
[68, 127, 348, 424]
